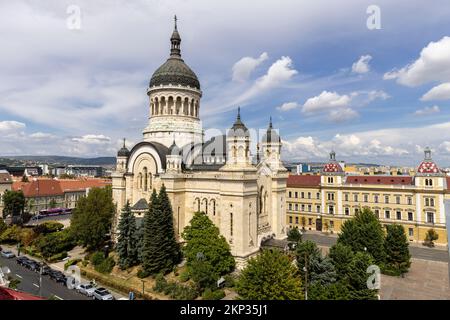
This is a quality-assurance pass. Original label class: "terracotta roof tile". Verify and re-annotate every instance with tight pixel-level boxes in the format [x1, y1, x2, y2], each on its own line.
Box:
[287, 175, 321, 187]
[12, 178, 110, 197]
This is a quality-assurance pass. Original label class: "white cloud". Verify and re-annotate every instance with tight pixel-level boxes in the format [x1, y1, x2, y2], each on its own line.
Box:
[234, 56, 298, 104]
[421, 82, 450, 101]
[302, 91, 351, 113]
[352, 55, 372, 74]
[29, 132, 56, 140]
[71, 134, 111, 145]
[383, 36, 450, 86]
[232, 52, 268, 82]
[414, 105, 440, 116]
[328, 108, 359, 122]
[276, 102, 299, 112]
[0, 120, 26, 133]
[366, 90, 390, 102]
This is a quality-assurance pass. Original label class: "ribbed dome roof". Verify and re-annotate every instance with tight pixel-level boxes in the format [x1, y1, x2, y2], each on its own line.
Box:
[149, 16, 200, 90]
[117, 138, 130, 157]
[228, 107, 250, 138]
[150, 58, 200, 89]
[262, 117, 281, 143]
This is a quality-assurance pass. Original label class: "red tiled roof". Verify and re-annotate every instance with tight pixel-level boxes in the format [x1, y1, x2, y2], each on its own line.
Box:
[323, 162, 343, 173]
[287, 175, 321, 187]
[12, 178, 110, 197]
[417, 161, 441, 174]
[345, 176, 413, 185]
[0, 172, 12, 183]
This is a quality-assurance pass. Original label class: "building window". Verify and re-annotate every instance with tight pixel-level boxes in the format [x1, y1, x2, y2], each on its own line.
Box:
[408, 228, 414, 237]
[345, 207, 350, 216]
[316, 192, 320, 199]
[295, 204, 298, 211]
[364, 195, 368, 203]
[374, 209, 380, 218]
[374, 195, 379, 203]
[328, 177, 334, 183]
[289, 216, 293, 224]
[407, 197, 412, 205]
[327, 193, 335, 201]
[344, 194, 349, 202]
[384, 196, 389, 204]
[329, 205, 334, 215]
[396, 211, 402, 220]
[301, 204, 305, 211]
[308, 218, 313, 226]
[396, 196, 401, 204]
[354, 194, 358, 202]
[430, 198, 435, 207]
[408, 212, 413, 221]
[308, 204, 312, 212]
[316, 205, 320, 213]
[289, 203, 292, 210]
[425, 179, 433, 186]
[288, 191, 292, 198]
[427, 212, 434, 224]
[301, 192, 305, 199]
[295, 217, 299, 224]
[308, 192, 311, 199]
[230, 213, 233, 236]
[355, 208, 359, 215]
[385, 210, 390, 219]
[295, 192, 298, 198]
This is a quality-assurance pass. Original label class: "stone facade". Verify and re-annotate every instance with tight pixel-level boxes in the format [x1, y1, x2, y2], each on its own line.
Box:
[111, 19, 287, 266]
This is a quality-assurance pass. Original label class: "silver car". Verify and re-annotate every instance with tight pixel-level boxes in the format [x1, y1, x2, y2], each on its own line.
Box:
[1, 251, 15, 259]
[93, 288, 114, 300]
[76, 283, 96, 297]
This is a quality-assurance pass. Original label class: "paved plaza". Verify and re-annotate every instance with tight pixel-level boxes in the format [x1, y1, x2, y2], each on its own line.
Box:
[380, 259, 450, 300]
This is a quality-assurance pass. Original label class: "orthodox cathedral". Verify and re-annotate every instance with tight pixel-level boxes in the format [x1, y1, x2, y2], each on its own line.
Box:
[111, 18, 288, 266]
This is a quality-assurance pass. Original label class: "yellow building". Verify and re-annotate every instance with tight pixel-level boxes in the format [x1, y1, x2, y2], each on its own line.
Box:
[286, 149, 449, 245]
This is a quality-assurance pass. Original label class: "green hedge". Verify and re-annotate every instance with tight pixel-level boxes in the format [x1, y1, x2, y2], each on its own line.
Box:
[202, 288, 225, 300]
[153, 274, 198, 300]
[64, 258, 82, 270]
[48, 251, 68, 263]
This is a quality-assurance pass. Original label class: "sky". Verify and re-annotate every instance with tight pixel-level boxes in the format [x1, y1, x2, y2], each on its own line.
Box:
[1, 0, 450, 166]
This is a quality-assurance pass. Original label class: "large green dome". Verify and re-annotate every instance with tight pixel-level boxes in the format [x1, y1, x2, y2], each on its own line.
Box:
[149, 17, 200, 90]
[150, 57, 200, 90]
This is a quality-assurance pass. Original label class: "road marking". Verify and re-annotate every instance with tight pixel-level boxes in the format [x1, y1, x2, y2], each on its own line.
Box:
[15, 274, 23, 279]
[54, 295, 63, 300]
[33, 283, 39, 288]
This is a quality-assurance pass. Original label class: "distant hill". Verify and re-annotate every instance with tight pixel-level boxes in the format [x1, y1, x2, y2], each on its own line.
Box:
[0, 156, 116, 166]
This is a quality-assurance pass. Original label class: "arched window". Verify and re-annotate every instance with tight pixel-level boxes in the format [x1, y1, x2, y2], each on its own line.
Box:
[143, 167, 148, 191]
[194, 198, 200, 212]
[202, 198, 208, 214]
[210, 199, 216, 216]
[138, 173, 143, 190]
[230, 212, 233, 236]
[149, 173, 152, 190]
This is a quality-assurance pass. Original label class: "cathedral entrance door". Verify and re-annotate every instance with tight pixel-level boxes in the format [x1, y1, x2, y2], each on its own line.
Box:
[316, 218, 322, 231]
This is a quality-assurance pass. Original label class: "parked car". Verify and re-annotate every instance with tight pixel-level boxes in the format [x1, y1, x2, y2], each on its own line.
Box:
[40, 265, 51, 275]
[76, 283, 96, 297]
[16, 256, 30, 266]
[93, 288, 114, 300]
[23, 260, 40, 272]
[1, 250, 16, 259]
[49, 270, 67, 284]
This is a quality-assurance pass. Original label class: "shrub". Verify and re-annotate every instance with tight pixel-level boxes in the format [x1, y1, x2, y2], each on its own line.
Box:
[0, 225, 22, 244]
[179, 271, 190, 283]
[153, 274, 168, 292]
[202, 288, 225, 300]
[64, 258, 82, 270]
[48, 251, 68, 263]
[95, 256, 115, 274]
[152, 274, 198, 300]
[35, 228, 76, 260]
[33, 221, 64, 235]
[90, 251, 106, 266]
[137, 269, 151, 279]
[424, 229, 439, 247]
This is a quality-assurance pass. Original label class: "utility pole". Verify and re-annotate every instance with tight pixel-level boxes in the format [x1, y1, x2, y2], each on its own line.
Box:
[304, 251, 308, 301]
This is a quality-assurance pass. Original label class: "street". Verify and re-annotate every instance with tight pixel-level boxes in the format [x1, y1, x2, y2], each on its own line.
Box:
[302, 232, 450, 262]
[0, 255, 89, 300]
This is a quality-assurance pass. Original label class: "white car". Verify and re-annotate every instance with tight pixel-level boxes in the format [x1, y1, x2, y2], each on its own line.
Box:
[76, 283, 96, 297]
[93, 288, 114, 300]
[1, 251, 15, 259]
